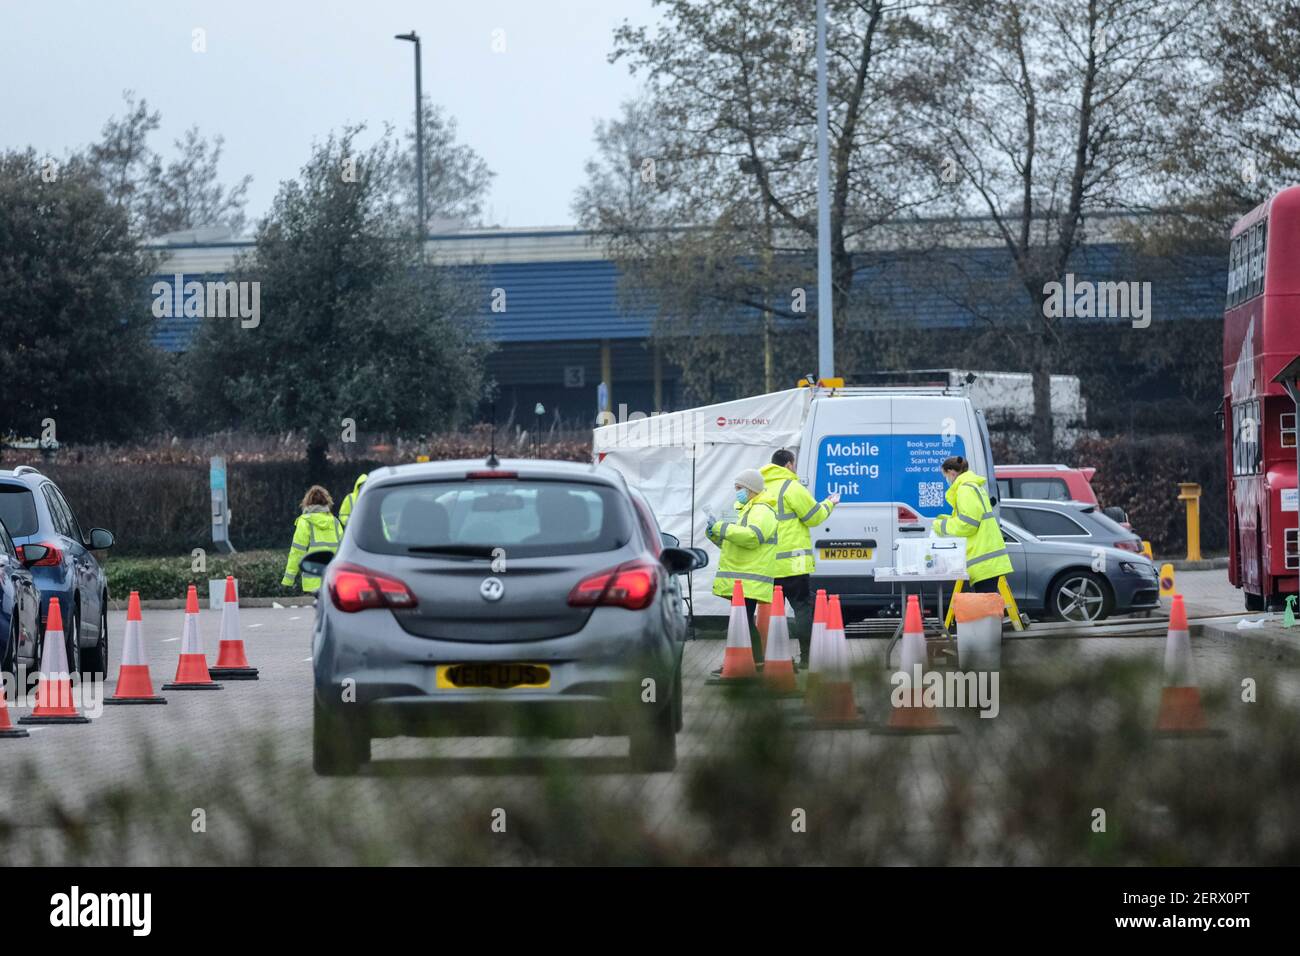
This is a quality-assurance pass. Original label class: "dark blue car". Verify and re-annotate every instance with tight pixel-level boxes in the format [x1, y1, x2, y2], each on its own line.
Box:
[0, 467, 114, 675]
[0, 518, 42, 684]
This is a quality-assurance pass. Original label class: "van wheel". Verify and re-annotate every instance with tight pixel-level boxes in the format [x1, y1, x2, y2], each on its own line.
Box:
[313, 696, 370, 776]
[629, 702, 677, 772]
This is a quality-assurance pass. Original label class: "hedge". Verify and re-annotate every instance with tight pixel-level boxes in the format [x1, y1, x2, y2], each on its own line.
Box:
[103, 549, 288, 601]
[24, 435, 590, 557]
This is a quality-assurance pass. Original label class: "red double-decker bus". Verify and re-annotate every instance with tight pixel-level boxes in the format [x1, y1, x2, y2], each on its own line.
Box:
[1224, 186, 1300, 610]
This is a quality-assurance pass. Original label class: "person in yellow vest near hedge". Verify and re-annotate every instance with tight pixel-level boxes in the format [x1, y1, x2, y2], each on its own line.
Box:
[761, 449, 840, 668]
[932, 456, 1014, 592]
[705, 468, 779, 668]
[281, 485, 345, 593]
[339, 473, 368, 527]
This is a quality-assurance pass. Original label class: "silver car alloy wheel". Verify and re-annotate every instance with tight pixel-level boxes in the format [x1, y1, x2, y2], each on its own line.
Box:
[1055, 575, 1105, 622]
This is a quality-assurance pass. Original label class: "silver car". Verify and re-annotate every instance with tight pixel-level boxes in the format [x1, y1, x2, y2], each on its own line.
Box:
[999, 518, 1160, 623]
[304, 458, 704, 775]
[998, 498, 1145, 554]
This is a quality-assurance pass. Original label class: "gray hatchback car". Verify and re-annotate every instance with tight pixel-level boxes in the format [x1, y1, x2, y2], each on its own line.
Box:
[305, 458, 704, 775]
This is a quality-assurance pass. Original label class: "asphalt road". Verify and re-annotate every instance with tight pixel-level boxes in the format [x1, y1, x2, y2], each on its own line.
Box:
[2, 568, 1297, 864]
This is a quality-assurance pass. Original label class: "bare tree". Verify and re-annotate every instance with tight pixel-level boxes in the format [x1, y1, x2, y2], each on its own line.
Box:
[577, 0, 944, 401]
[920, 0, 1210, 457]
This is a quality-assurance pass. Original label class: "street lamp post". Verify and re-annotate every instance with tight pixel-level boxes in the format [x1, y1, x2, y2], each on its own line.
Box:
[815, 0, 834, 381]
[395, 30, 425, 242]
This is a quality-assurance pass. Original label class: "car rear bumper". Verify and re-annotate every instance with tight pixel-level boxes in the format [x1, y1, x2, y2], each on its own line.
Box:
[314, 607, 680, 739]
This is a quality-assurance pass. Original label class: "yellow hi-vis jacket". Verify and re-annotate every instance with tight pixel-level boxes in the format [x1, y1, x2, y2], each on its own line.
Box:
[706, 489, 779, 603]
[760, 463, 835, 577]
[932, 471, 1014, 585]
[339, 473, 368, 527]
[281, 506, 344, 593]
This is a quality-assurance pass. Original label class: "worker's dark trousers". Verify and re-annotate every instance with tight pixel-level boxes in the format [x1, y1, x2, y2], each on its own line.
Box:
[743, 597, 762, 664]
[775, 574, 813, 663]
[970, 577, 999, 594]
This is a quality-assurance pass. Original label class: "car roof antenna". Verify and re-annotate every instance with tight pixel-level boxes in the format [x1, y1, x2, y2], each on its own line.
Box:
[486, 399, 499, 468]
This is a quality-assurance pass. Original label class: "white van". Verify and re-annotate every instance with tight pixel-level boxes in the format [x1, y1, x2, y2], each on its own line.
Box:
[797, 387, 996, 613]
[592, 385, 996, 616]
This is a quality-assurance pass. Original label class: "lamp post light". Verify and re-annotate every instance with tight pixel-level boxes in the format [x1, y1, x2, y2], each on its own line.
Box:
[534, 403, 545, 459]
[394, 30, 425, 243]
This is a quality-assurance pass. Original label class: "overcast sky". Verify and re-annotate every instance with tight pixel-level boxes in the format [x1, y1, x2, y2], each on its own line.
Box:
[0, 0, 660, 229]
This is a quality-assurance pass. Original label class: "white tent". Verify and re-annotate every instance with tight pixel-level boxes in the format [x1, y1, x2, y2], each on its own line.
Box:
[593, 389, 812, 615]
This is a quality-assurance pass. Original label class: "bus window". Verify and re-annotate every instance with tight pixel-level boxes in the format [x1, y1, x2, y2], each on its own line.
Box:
[1283, 412, 1297, 449]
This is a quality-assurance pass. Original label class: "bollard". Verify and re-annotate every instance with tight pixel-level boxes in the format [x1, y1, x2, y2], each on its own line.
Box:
[1177, 482, 1202, 562]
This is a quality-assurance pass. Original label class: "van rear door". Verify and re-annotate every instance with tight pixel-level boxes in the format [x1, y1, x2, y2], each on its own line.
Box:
[799, 396, 895, 582]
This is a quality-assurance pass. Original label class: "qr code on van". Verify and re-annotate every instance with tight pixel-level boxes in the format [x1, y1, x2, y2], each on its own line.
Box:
[918, 481, 945, 509]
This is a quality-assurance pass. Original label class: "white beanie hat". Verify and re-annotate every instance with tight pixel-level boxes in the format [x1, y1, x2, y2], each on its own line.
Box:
[734, 469, 766, 495]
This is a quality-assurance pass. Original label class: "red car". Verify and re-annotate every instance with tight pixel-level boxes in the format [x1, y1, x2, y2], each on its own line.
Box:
[995, 464, 1133, 529]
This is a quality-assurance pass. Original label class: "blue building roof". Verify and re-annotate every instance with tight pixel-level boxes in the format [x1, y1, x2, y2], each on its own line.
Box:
[146, 234, 1228, 352]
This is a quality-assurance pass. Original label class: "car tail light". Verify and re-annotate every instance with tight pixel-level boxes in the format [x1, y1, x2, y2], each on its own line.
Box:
[466, 470, 518, 479]
[897, 505, 921, 523]
[327, 562, 418, 613]
[1115, 540, 1141, 553]
[568, 561, 658, 611]
[17, 542, 63, 566]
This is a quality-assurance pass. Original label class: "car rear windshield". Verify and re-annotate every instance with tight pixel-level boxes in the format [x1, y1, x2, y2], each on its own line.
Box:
[0, 485, 38, 537]
[355, 478, 636, 558]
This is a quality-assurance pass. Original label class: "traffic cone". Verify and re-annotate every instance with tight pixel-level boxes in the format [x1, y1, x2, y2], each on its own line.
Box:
[804, 589, 829, 695]
[798, 596, 866, 727]
[1158, 562, 1176, 599]
[162, 586, 223, 691]
[19, 598, 90, 724]
[762, 585, 797, 694]
[1155, 594, 1217, 736]
[105, 591, 166, 705]
[707, 581, 757, 683]
[877, 595, 956, 735]
[209, 576, 258, 680]
[0, 680, 28, 738]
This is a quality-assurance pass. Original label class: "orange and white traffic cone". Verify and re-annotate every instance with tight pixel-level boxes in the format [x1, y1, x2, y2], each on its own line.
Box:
[105, 591, 166, 705]
[0, 678, 28, 738]
[762, 585, 797, 694]
[803, 589, 829, 697]
[209, 576, 258, 680]
[878, 595, 956, 735]
[19, 597, 90, 724]
[162, 586, 223, 691]
[707, 580, 758, 683]
[794, 595, 866, 728]
[1155, 594, 1217, 736]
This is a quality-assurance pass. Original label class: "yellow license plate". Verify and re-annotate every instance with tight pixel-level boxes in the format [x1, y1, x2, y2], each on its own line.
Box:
[819, 548, 873, 560]
[436, 663, 551, 690]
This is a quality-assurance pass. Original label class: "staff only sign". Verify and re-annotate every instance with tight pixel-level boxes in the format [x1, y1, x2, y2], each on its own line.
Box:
[813, 433, 964, 517]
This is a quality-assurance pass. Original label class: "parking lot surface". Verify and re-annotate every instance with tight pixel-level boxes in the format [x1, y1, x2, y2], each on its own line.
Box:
[3, 569, 1296, 864]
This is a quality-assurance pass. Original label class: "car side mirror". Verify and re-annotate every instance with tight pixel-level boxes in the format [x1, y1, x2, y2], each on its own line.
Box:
[19, 544, 49, 566]
[690, 548, 709, 570]
[660, 546, 707, 575]
[300, 550, 336, 578]
[87, 528, 115, 550]
[660, 531, 680, 549]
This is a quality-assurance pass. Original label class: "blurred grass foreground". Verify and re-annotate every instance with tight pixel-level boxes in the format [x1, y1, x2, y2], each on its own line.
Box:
[2, 648, 1298, 866]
